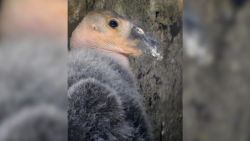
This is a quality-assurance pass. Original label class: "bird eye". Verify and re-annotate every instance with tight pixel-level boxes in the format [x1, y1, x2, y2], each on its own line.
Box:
[109, 20, 118, 28]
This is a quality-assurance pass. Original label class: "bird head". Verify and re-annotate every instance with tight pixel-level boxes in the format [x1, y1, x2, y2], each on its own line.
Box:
[70, 10, 162, 60]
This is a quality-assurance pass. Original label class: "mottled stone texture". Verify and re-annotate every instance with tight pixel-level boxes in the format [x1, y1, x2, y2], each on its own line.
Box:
[68, 0, 182, 140]
[183, 1, 250, 141]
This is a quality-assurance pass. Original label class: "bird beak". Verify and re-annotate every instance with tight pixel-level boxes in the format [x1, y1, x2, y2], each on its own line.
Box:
[130, 26, 163, 60]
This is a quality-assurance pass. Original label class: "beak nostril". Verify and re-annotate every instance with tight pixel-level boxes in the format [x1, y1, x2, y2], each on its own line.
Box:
[135, 27, 144, 34]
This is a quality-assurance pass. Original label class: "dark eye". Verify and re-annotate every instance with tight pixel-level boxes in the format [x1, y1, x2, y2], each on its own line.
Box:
[109, 20, 118, 28]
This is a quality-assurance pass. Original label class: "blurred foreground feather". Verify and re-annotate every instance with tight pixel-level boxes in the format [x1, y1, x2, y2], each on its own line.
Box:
[0, 39, 67, 141]
[0, 0, 67, 39]
[0, 0, 67, 141]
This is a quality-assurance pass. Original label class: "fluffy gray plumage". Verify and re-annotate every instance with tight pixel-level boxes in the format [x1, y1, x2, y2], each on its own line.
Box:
[68, 49, 152, 141]
[0, 39, 67, 141]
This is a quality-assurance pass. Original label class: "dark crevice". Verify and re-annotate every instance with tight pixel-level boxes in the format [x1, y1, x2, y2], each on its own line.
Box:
[170, 22, 180, 38]
[155, 11, 159, 18]
[158, 23, 168, 30]
[148, 97, 152, 106]
[159, 121, 163, 141]
[169, 16, 173, 22]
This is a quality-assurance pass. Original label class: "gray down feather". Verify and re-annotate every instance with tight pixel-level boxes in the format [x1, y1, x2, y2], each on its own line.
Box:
[0, 39, 67, 141]
[68, 48, 152, 141]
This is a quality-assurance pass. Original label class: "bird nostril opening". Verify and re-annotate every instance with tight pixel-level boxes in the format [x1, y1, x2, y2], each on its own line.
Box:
[135, 27, 144, 34]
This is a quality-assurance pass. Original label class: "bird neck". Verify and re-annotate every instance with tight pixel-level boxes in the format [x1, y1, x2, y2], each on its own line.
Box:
[98, 49, 130, 68]
[70, 30, 131, 68]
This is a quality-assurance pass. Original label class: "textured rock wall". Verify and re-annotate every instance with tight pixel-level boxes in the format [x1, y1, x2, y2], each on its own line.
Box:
[68, 0, 183, 140]
[183, 1, 250, 141]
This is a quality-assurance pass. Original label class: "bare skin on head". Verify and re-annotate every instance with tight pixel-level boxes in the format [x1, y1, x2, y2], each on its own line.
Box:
[70, 10, 144, 68]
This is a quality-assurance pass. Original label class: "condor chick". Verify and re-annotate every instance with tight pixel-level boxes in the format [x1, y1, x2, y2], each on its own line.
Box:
[68, 10, 161, 141]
